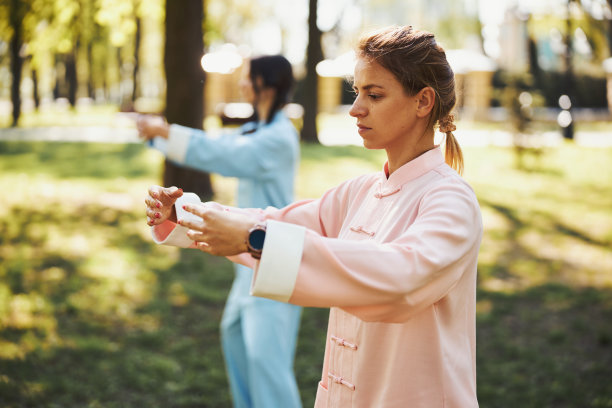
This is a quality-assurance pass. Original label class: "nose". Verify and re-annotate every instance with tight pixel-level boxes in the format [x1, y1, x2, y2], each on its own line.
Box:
[349, 95, 366, 118]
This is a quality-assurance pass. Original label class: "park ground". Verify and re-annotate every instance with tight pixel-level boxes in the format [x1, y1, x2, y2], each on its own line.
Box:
[0, 106, 611, 407]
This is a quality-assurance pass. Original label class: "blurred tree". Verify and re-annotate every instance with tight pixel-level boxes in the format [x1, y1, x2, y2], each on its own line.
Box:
[50, 0, 80, 107]
[95, 0, 139, 107]
[497, 71, 546, 170]
[4, 0, 30, 126]
[436, 12, 483, 51]
[78, 0, 96, 100]
[527, 33, 542, 84]
[528, 0, 610, 69]
[132, 12, 141, 105]
[205, 0, 264, 45]
[572, 0, 611, 63]
[608, 0, 612, 54]
[163, 0, 213, 201]
[563, 0, 575, 140]
[301, 0, 323, 144]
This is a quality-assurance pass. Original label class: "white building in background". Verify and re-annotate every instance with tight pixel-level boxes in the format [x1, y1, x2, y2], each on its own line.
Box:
[497, 8, 530, 72]
[358, 0, 480, 36]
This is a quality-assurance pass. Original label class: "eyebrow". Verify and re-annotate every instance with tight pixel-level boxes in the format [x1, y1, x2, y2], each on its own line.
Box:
[352, 84, 385, 91]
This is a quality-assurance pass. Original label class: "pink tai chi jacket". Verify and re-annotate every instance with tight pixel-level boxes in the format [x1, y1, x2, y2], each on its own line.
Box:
[152, 147, 483, 408]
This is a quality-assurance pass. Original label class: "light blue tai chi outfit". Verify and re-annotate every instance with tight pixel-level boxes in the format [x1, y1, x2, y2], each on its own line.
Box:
[150, 111, 302, 408]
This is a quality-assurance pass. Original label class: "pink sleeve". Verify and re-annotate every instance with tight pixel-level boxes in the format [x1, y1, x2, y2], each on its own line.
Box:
[286, 182, 482, 323]
[261, 176, 363, 236]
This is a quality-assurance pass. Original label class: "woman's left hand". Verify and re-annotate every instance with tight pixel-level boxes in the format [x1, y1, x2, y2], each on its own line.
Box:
[180, 203, 258, 257]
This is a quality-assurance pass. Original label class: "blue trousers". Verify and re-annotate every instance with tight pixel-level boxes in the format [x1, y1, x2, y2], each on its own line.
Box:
[221, 264, 303, 408]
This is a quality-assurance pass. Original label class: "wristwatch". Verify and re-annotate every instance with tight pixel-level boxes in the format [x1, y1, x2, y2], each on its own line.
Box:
[246, 223, 267, 259]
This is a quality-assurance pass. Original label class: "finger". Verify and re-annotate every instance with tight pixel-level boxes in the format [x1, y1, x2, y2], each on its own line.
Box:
[146, 208, 162, 220]
[165, 186, 184, 198]
[149, 185, 164, 199]
[182, 203, 213, 219]
[158, 186, 182, 202]
[147, 216, 161, 226]
[186, 229, 208, 242]
[145, 196, 161, 209]
[194, 241, 211, 253]
[179, 217, 206, 232]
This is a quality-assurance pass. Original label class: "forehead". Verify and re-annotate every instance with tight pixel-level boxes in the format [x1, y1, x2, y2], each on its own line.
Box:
[352, 58, 399, 88]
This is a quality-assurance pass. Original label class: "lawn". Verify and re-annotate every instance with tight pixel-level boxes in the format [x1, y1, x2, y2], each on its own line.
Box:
[0, 138, 611, 407]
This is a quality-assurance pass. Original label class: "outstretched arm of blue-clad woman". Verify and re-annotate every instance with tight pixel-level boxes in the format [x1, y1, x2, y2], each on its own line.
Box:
[151, 120, 299, 180]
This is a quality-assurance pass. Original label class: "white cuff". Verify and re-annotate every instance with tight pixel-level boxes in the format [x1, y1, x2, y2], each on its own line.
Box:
[151, 224, 193, 248]
[250, 220, 305, 303]
[167, 124, 192, 163]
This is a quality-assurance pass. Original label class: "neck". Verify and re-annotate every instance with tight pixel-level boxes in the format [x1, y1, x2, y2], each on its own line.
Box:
[385, 129, 435, 175]
[256, 98, 274, 122]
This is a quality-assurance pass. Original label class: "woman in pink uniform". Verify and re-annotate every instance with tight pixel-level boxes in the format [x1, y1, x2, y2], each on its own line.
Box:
[146, 25, 482, 407]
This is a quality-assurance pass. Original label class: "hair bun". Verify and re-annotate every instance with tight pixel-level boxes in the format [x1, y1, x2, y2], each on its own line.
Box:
[438, 114, 456, 133]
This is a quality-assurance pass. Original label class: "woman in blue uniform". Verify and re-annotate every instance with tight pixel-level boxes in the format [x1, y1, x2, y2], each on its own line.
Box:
[138, 55, 302, 408]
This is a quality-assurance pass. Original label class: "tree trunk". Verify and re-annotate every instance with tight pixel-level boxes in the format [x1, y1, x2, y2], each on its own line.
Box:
[163, 0, 213, 201]
[132, 16, 141, 103]
[32, 67, 40, 109]
[301, 0, 323, 143]
[563, 0, 574, 140]
[608, 0, 612, 55]
[9, 0, 23, 127]
[527, 36, 541, 84]
[66, 51, 78, 107]
[87, 42, 95, 99]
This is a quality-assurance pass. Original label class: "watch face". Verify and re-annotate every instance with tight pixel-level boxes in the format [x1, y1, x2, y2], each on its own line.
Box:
[248, 228, 266, 251]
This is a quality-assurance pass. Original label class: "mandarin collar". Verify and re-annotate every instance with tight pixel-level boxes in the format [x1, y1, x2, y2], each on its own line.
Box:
[381, 146, 444, 188]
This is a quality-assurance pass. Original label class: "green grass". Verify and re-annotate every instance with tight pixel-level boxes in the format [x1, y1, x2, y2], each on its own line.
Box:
[0, 139, 611, 407]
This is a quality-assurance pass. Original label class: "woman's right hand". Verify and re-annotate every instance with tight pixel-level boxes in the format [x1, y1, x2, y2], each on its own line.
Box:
[146, 185, 184, 226]
[137, 114, 170, 140]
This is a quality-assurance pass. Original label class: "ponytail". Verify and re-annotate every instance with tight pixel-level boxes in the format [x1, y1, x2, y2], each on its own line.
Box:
[444, 132, 464, 175]
[438, 114, 464, 175]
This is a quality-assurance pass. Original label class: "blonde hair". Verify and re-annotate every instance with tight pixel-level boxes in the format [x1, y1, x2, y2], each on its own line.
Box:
[357, 26, 464, 174]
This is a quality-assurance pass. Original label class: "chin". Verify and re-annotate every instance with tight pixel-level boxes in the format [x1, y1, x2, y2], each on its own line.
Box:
[361, 139, 381, 150]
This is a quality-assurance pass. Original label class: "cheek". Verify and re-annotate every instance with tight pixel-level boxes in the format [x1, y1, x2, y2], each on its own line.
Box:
[374, 104, 398, 123]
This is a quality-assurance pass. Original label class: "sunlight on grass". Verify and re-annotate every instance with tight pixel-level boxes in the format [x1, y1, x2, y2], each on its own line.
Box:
[0, 139, 611, 407]
[1, 104, 121, 128]
[298, 143, 386, 198]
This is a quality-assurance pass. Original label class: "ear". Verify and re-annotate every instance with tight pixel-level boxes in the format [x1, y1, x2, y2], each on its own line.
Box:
[415, 87, 435, 118]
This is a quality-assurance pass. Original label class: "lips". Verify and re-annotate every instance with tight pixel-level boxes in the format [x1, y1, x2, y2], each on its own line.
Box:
[357, 124, 371, 135]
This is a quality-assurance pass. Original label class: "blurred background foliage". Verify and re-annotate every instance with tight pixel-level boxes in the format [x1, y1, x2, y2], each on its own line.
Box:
[0, 0, 612, 406]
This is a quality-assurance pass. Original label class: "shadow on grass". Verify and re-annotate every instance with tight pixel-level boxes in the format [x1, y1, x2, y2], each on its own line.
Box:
[0, 201, 234, 407]
[2, 141, 611, 407]
[0, 202, 328, 408]
[473, 191, 612, 407]
[477, 284, 612, 408]
[478, 197, 611, 285]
